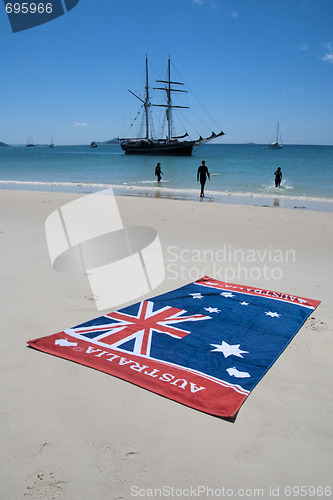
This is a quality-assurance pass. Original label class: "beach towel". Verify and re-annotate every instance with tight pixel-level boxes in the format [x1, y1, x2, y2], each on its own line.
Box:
[27, 276, 320, 418]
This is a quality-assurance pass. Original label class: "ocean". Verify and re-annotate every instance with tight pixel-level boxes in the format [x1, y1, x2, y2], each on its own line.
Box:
[1, 143, 333, 211]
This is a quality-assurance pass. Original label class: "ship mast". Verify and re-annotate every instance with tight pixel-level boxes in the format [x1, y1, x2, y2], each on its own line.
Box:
[166, 58, 173, 140]
[127, 57, 189, 141]
[154, 57, 188, 141]
[145, 56, 149, 140]
[128, 55, 151, 140]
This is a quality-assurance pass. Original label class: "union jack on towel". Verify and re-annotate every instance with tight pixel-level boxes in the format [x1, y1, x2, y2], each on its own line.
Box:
[27, 277, 320, 418]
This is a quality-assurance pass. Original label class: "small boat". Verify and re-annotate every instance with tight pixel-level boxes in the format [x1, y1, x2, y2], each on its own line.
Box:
[26, 136, 35, 147]
[119, 57, 225, 156]
[90, 141, 98, 148]
[49, 135, 54, 148]
[269, 122, 283, 149]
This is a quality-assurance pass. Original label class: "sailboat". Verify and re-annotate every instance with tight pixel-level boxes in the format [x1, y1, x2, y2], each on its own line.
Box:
[119, 57, 225, 156]
[49, 135, 54, 148]
[269, 122, 283, 149]
[26, 136, 35, 147]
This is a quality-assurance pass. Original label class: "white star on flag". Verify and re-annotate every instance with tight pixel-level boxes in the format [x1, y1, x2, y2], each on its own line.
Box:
[210, 341, 249, 358]
[190, 293, 203, 299]
[220, 292, 235, 298]
[265, 311, 280, 318]
[204, 307, 221, 313]
[240, 301, 249, 306]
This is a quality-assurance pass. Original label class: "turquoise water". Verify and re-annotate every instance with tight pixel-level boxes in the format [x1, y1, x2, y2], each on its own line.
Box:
[1, 143, 333, 211]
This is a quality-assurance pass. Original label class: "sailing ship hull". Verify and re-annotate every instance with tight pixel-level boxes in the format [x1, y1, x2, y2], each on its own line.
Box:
[120, 140, 194, 156]
[269, 142, 283, 149]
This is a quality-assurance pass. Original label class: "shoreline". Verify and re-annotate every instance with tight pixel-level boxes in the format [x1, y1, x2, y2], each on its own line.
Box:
[1, 180, 333, 212]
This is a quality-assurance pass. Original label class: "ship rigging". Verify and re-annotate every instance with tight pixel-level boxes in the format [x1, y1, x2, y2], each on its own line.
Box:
[119, 57, 225, 156]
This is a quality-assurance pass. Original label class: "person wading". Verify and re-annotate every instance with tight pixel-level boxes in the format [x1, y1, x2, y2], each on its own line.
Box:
[197, 160, 210, 198]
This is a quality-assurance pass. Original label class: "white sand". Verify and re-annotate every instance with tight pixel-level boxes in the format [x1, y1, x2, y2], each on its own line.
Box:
[1, 189, 332, 500]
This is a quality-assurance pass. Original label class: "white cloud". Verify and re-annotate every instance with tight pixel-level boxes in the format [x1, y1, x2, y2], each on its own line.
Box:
[297, 42, 309, 51]
[71, 122, 88, 127]
[320, 42, 333, 64]
[321, 53, 333, 63]
[282, 87, 304, 96]
[192, 0, 218, 9]
[226, 10, 239, 19]
[324, 42, 333, 50]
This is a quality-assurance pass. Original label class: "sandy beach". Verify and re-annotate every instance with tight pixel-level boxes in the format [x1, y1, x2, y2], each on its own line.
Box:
[1, 188, 332, 500]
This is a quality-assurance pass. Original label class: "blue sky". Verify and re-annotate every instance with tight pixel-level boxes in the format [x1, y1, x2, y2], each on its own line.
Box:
[0, 0, 332, 145]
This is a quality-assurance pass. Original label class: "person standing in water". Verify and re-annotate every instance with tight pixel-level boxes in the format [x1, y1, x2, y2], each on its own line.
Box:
[197, 160, 210, 197]
[155, 163, 163, 182]
[274, 166, 282, 187]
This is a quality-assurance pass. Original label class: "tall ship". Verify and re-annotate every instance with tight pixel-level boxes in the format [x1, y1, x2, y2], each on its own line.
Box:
[119, 57, 225, 156]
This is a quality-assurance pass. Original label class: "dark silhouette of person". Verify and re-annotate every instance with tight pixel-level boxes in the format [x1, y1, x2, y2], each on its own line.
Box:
[155, 163, 163, 182]
[274, 167, 282, 187]
[197, 160, 210, 197]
